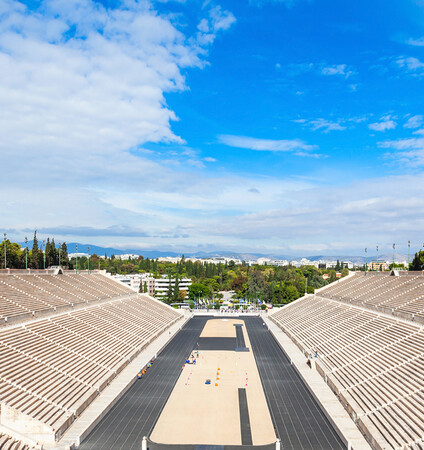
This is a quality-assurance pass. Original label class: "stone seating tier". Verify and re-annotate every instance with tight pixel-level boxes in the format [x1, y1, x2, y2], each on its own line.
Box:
[0, 272, 135, 325]
[0, 289, 182, 443]
[271, 293, 424, 450]
[319, 272, 424, 322]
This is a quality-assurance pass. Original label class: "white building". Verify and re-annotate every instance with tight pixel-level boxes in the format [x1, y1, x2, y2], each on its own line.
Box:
[114, 254, 140, 261]
[154, 276, 192, 299]
[111, 273, 191, 299]
[69, 252, 89, 258]
[112, 273, 155, 295]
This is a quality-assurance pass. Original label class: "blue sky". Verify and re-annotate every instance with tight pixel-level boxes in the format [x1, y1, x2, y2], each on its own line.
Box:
[1, 0, 424, 256]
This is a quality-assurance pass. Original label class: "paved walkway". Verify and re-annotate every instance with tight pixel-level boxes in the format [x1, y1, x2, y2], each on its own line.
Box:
[262, 314, 372, 450]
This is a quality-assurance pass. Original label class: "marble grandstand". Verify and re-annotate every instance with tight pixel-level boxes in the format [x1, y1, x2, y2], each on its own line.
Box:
[270, 271, 424, 450]
[0, 432, 36, 450]
[0, 271, 182, 447]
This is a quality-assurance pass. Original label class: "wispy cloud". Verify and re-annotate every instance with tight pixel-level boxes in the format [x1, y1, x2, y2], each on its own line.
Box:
[396, 56, 424, 74]
[368, 116, 397, 132]
[379, 136, 424, 167]
[286, 62, 355, 79]
[404, 37, 424, 47]
[404, 115, 423, 129]
[321, 64, 352, 78]
[196, 5, 236, 46]
[293, 118, 346, 133]
[198, 173, 424, 252]
[249, 0, 301, 7]
[218, 135, 318, 155]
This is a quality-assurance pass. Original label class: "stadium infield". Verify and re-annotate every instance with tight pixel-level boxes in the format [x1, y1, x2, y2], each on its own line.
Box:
[150, 318, 275, 446]
[78, 316, 346, 450]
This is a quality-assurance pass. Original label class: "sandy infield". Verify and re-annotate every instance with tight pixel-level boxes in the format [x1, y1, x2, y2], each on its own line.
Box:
[150, 318, 275, 446]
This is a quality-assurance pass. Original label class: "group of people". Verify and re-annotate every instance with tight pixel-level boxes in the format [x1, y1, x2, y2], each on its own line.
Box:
[137, 359, 155, 379]
[306, 349, 319, 368]
[182, 350, 199, 370]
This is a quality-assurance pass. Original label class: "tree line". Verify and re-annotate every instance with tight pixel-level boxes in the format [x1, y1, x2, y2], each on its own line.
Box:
[1, 232, 69, 269]
[73, 253, 346, 305]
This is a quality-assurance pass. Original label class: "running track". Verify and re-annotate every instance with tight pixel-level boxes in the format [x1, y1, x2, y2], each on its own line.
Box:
[244, 317, 345, 450]
[79, 316, 346, 449]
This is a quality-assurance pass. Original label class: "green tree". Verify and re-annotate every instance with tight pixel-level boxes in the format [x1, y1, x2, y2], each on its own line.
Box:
[61, 242, 69, 267]
[173, 275, 180, 302]
[247, 270, 265, 301]
[188, 283, 209, 301]
[410, 250, 424, 271]
[165, 274, 173, 304]
[30, 231, 40, 269]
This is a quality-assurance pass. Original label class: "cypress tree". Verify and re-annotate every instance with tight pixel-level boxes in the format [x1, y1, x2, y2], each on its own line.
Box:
[61, 242, 69, 266]
[166, 273, 173, 304]
[31, 231, 39, 269]
[173, 274, 180, 302]
[45, 238, 52, 267]
[50, 238, 58, 265]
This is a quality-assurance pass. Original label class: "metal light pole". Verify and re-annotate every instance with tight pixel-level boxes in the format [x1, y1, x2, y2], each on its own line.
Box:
[3, 233, 6, 269]
[87, 246, 90, 273]
[392, 243, 395, 270]
[76, 244, 78, 273]
[408, 240, 410, 270]
[25, 237, 28, 270]
[42, 240, 46, 270]
[365, 248, 367, 272]
[376, 245, 379, 271]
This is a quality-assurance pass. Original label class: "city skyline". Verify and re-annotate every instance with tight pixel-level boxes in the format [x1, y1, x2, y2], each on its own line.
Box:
[2, 0, 424, 254]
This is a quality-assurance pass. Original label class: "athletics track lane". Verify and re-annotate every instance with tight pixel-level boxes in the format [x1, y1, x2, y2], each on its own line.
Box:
[78, 317, 208, 450]
[244, 316, 346, 450]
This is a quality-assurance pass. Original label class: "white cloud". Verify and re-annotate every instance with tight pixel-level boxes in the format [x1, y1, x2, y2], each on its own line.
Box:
[194, 173, 424, 254]
[203, 156, 217, 162]
[195, 5, 235, 46]
[321, 64, 352, 77]
[0, 0, 209, 168]
[405, 37, 424, 47]
[397, 56, 424, 73]
[0, 0, 237, 242]
[218, 135, 318, 154]
[368, 116, 397, 132]
[209, 6, 236, 31]
[404, 115, 423, 129]
[294, 118, 346, 133]
[379, 136, 424, 167]
[287, 62, 354, 79]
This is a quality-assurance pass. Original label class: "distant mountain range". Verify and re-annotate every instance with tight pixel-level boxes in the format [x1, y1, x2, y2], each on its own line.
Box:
[43, 243, 410, 263]
[18, 241, 411, 263]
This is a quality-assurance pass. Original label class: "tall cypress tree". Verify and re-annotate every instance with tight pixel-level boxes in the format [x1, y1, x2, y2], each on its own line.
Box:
[166, 273, 173, 304]
[50, 238, 58, 265]
[45, 238, 51, 267]
[31, 231, 39, 269]
[61, 242, 69, 266]
[173, 274, 180, 302]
